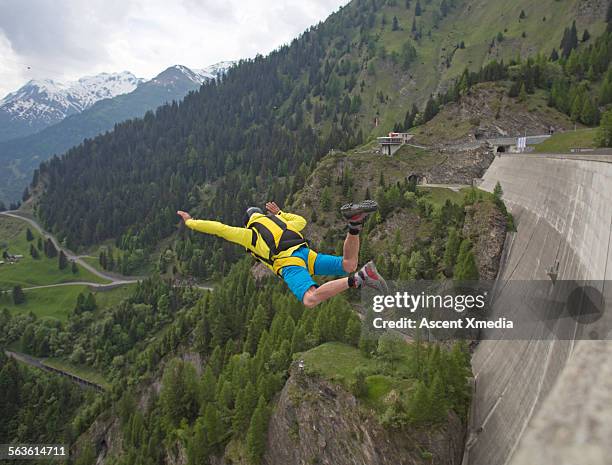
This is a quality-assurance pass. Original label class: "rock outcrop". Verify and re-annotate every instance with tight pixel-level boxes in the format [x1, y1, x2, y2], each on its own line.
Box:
[462, 201, 507, 280]
[264, 366, 465, 465]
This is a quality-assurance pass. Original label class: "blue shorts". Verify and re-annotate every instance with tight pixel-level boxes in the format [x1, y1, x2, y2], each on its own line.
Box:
[281, 246, 346, 302]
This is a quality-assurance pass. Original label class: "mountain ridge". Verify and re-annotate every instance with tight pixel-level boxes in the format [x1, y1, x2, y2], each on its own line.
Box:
[0, 71, 144, 141]
[0, 61, 235, 202]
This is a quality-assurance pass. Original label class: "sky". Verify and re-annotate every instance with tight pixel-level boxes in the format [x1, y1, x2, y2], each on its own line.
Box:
[0, 0, 349, 97]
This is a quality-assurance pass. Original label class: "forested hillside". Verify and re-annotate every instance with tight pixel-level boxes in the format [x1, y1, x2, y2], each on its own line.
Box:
[29, 0, 607, 276]
[0, 351, 96, 447]
[0, 65, 225, 204]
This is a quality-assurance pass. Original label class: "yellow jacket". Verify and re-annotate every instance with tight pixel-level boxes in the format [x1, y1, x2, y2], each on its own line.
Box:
[185, 211, 311, 274]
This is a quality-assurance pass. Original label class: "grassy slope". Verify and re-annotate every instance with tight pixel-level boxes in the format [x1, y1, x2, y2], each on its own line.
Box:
[0, 282, 136, 321]
[418, 186, 468, 205]
[0, 216, 109, 288]
[534, 127, 598, 152]
[0, 284, 88, 321]
[343, 0, 605, 135]
[299, 342, 414, 413]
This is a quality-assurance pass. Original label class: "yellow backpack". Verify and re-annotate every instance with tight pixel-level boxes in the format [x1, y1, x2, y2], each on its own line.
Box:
[246, 214, 316, 275]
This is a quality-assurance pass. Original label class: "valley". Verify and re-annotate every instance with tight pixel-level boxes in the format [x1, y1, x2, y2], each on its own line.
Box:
[1, 1, 611, 465]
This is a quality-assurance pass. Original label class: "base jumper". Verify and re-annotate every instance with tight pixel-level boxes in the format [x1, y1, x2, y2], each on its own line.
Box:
[177, 200, 387, 307]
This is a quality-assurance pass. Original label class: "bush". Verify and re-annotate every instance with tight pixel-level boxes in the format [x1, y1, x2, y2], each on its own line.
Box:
[350, 367, 368, 398]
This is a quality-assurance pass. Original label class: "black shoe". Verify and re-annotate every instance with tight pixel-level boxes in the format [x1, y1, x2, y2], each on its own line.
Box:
[340, 199, 378, 221]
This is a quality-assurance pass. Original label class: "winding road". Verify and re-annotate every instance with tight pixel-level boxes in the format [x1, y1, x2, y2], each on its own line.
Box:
[1, 209, 139, 285]
[0, 210, 213, 291]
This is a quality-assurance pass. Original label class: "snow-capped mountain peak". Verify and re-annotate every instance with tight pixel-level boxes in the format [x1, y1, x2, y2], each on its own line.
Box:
[193, 60, 236, 81]
[70, 71, 145, 109]
[0, 71, 144, 134]
[163, 61, 235, 86]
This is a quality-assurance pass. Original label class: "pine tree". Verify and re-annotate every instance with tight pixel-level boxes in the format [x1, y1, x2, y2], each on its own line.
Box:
[443, 227, 461, 273]
[408, 380, 431, 423]
[44, 238, 57, 258]
[571, 93, 584, 122]
[561, 21, 579, 58]
[30, 243, 39, 259]
[71, 260, 78, 274]
[600, 75, 612, 106]
[99, 250, 107, 269]
[74, 293, 85, 314]
[85, 293, 97, 311]
[321, 187, 332, 211]
[422, 95, 439, 122]
[519, 9, 526, 19]
[550, 48, 559, 61]
[580, 97, 600, 126]
[188, 417, 210, 465]
[582, 29, 590, 42]
[246, 396, 268, 464]
[203, 403, 223, 451]
[415, 0, 421, 16]
[58, 250, 68, 270]
[454, 240, 479, 280]
[200, 366, 217, 407]
[596, 109, 612, 147]
[392, 16, 399, 31]
[26, 228, 34, 241]
[428, 373, 448, 422]
[233, 381, 257, 433]
[12, 285, 26, 304]
[518, 82, 527, 102]
[493, 181, 503, 201]
[440, 0, 449, 17]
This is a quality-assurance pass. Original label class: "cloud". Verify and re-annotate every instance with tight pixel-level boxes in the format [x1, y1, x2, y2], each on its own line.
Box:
[0, 0, 348, 96]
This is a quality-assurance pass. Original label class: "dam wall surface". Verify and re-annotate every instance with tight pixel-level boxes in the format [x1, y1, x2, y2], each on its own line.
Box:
[464, 153, 612, 465]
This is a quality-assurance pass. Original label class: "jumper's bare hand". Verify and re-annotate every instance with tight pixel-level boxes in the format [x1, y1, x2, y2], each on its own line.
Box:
[266, 202, 281, 215]
[177, 210, 192, 222]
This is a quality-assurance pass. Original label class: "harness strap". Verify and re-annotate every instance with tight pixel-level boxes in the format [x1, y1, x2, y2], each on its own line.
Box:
[272, 249, 318, 275]
[307, 249, 317, 275]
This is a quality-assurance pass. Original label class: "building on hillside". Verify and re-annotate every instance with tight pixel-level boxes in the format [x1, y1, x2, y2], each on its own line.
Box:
[2, 251, 22, 264]
[490, 134, 551, 154]
[376, 132, 413, 156]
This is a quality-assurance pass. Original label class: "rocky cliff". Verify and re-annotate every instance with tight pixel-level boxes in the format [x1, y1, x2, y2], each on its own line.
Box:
[264, 365, 465, 465]
[462, 201, 507, 280]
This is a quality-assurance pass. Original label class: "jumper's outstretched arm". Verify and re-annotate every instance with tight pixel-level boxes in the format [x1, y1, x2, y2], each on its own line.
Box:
[177, 210, 253, 248]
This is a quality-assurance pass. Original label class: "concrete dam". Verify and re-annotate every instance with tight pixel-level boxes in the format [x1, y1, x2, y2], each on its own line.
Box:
[464, 153, 612, 465]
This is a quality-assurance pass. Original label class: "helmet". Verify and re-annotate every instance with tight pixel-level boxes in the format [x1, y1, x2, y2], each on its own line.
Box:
[244, 206, 263, 225]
